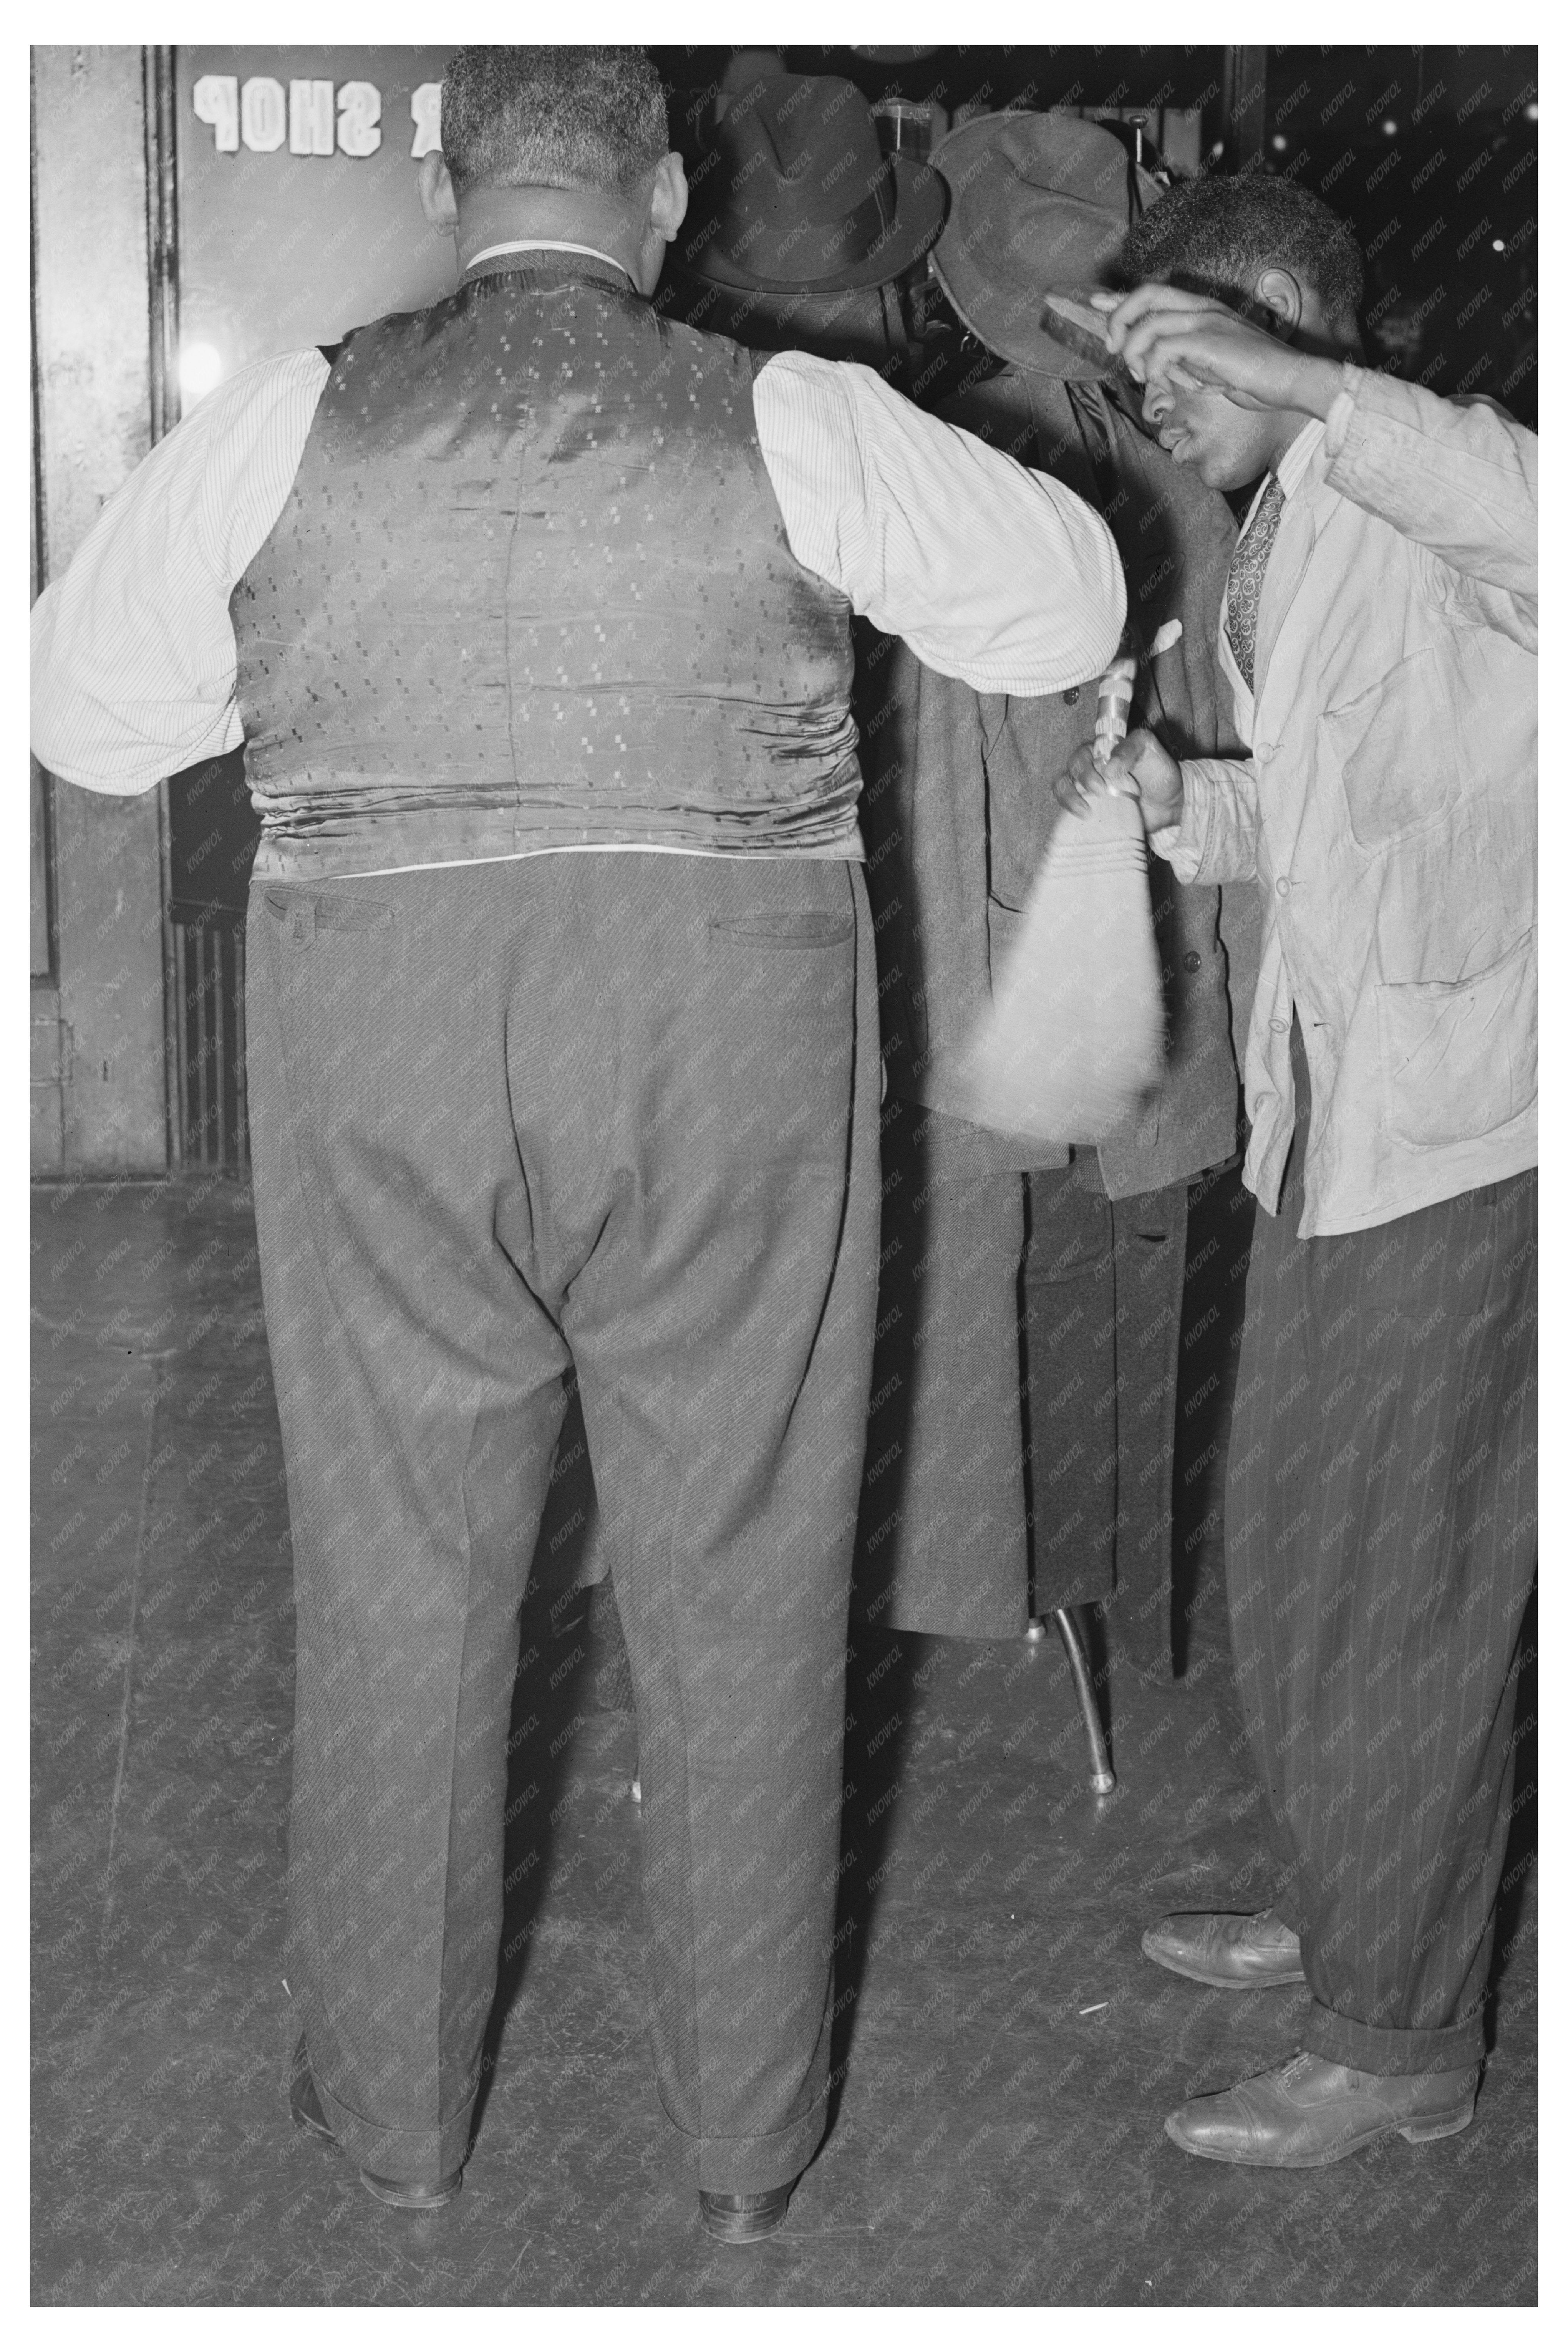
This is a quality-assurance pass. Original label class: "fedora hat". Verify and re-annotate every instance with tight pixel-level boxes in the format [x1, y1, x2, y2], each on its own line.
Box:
[931, 111, 1163, 379]
[675, 70, 946, 296]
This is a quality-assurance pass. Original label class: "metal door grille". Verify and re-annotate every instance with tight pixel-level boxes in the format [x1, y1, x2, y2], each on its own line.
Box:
[172, 918, 249, 1169]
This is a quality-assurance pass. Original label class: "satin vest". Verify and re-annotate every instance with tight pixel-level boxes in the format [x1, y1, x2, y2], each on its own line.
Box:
[233, 256, 861, 880]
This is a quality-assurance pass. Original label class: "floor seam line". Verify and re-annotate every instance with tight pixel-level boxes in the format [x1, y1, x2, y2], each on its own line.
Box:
[101, 1374, 158, 1937]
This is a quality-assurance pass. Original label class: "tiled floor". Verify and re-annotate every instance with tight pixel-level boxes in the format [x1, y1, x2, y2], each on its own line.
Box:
[31, 1177, 1537, 2304]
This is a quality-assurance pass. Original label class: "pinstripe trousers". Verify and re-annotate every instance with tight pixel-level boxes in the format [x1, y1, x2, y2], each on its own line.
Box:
[245, 850, 881, 2190]
[1226, 1022, 1537, 2075]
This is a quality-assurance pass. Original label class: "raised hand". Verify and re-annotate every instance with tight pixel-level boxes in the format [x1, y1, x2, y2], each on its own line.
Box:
[1053, 728, 1185, 835]
[1091, 284, 1341, 418]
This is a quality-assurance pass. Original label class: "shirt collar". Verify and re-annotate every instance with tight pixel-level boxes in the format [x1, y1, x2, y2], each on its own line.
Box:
[1274, 417, 1326, 502]
[461, 237, 632, 280]
[1236, 417, 1325, 537]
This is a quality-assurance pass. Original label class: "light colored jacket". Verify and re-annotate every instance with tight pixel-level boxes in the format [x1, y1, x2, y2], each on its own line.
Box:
[1164, 366, 1536, 1237]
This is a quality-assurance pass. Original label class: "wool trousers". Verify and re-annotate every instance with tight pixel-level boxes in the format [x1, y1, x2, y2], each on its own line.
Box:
[1226, 1023, 1537, 2075]
[852, 1101, 1185, 1658]
[245, 850, 881, 2190]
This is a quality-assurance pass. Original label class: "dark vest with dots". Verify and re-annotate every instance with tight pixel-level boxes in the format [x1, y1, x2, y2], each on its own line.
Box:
[232, 254, 861, 881]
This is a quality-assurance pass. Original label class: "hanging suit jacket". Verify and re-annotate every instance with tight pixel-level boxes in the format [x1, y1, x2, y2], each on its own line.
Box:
[850, 365, 1253, 1649]
[859, 363, 1256, 1191]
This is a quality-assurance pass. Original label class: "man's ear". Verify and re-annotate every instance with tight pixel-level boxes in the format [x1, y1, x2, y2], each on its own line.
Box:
[418, 150, 459, 231]
[1253, 267, 1304, 337]
[649, 151, 689, 243]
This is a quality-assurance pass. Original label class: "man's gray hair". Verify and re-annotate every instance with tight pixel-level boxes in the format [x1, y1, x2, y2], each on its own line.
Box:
[440, 46, 669, 197]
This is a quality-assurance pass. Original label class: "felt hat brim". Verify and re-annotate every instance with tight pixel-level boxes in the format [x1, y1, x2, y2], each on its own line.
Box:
[932, 111, 1162, 379]
[676, 150, 947, 296]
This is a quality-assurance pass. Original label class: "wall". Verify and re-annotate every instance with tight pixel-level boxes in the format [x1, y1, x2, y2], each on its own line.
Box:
[32, 46, 168, 1174]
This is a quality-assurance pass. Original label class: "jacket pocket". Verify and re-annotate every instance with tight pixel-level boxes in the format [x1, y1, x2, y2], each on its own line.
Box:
[708, 908, 853, 948]
[1320, 645, 1462, 852]
[986, 896, 1024, 965]
[1377, 928, 1536, 1148]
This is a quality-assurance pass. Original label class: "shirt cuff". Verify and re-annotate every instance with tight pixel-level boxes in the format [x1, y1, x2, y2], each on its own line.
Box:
[1152, 781, 1207, 884]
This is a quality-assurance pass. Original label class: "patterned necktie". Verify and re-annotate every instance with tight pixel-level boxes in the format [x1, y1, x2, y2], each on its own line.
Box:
[1225, 473, 1286, 693]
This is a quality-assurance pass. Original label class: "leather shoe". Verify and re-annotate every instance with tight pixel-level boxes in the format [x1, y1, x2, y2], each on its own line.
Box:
[289, 2039, 464, 2210]
[1165, 2050, 1478, 2168]
[1142, 1906, 1306, 1989]
[698, 2181, 796, 2243]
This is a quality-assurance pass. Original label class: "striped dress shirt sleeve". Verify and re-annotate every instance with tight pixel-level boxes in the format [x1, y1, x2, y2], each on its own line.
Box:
[31, 348, 330, 793]
[31, 331, 1125, 797]
[754, 348, 1124, 695]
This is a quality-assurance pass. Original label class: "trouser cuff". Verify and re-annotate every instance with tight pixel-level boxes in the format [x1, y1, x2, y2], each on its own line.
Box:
[313, 2067, 478, 2182]
[666, 2087, 830, 2197]
[1301, 1999, 1485, 2079]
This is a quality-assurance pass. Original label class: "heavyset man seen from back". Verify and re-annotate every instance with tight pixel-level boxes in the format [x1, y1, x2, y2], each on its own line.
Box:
[30, 46, 1124, 2238]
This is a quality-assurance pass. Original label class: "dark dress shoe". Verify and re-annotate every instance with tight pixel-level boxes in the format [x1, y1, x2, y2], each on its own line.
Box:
[1142, 1906, 1306, 1989]
[1165, 2050, 1478, 2168]
[289, 2038, 464, 2209]
[698, 2181, 796, 2243]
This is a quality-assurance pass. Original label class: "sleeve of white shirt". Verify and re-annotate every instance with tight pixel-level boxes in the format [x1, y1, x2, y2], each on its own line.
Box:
[752, 348, 1125, 696]
[30, 348, 329, 794]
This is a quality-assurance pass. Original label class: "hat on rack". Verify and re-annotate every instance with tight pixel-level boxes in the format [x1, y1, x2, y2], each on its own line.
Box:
[674, 69, 946, 295]
[930, 109, 1163, 378]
